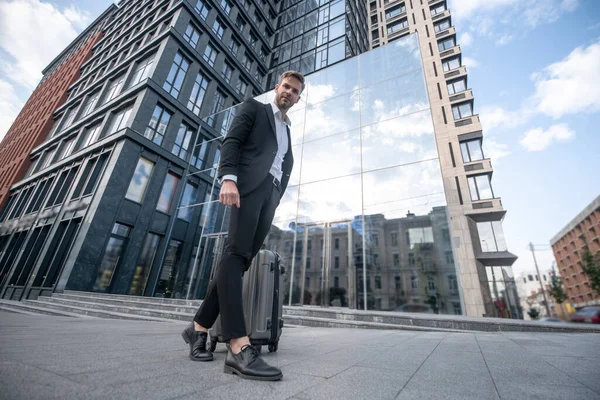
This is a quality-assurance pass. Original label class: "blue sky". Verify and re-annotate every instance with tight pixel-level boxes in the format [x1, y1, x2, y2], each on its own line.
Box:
[0, 0, 599, 277]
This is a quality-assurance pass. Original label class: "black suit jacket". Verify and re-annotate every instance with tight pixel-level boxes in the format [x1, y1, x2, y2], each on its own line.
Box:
[217, 98, 294, 198]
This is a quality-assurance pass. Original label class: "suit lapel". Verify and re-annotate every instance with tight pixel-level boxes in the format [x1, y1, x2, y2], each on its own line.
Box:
[264, 103, 277, 139]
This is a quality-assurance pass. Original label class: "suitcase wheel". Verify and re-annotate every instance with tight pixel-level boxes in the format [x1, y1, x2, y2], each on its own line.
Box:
[209, 339, 217, 352]
[268, 342, 278, 353]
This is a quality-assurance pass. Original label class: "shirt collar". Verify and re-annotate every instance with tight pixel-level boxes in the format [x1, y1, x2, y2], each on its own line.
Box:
[270, 100, 292, 127]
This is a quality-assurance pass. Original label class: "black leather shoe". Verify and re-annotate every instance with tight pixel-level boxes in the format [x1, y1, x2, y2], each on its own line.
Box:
[181, 323, 213, 362]
[224, 344, 282, 381]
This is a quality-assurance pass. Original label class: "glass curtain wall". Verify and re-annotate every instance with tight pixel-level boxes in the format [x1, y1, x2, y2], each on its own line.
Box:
[180, 34, 463, 314]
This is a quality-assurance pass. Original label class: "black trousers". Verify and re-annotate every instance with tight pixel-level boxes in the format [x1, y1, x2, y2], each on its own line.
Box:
[193, 174, 281, 341]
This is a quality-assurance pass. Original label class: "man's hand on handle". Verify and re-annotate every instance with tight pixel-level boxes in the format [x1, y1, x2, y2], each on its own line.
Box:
[220, 180, 240, 208]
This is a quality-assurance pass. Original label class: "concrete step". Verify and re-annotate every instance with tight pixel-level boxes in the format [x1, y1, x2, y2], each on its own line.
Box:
[53, 293, 199, 313]
[0, 299, 96, 319]
[22, 299, 183, 323]
[283, 307, 600, 333]
[283, 315, 468, 333]
[63, 290, 201, 306]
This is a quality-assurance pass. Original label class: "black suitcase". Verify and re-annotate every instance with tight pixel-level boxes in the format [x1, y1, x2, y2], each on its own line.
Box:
[208, 249, 285, 353]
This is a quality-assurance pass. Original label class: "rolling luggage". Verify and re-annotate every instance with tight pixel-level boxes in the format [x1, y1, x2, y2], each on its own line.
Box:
[208, 249, 285, 353]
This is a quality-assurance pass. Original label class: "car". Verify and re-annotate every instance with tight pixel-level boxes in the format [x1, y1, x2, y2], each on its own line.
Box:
[570, 306, 600, 324]
[537, 317, 563, 323]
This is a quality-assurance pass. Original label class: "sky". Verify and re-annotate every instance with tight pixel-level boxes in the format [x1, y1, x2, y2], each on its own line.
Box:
[0, 0, 599, 278]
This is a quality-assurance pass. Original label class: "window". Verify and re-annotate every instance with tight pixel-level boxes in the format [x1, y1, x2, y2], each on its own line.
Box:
[431, 3, 446, 15]
[219, 0, 231, 15]
[428, 277, 435, 291]
[395, 276, 401, 289]
[194, 0, 210, 20]
[477, 221, 507, 252]
[468, 174, 494, 200]
[144, 105, 172, 145]
[453, 302, 461, 315]
[391, 232, 398, 246]
[235, 16, 246, 33]
[438, 37, 455, 51]
[129, 56, 154, 87]
[452, 102, 473, 120]
[385, 4, 406, 19]
[187, 73, 209, 116]
[178, 182, 200, 221]
[221, 63, 233, 83]
[334, 276, 339, 288]
[203, 43, 217, 67]
[212, 19, 225, 39]
[157, 172, 180, 213]
[411, 276, 418, 289]
[93, 223, 131, 292]
[235, 79, 248, 95]
[129, 233, 161, 295]
[104, 76, 125, 103]
[449, 275, 458, 293]
[184, 24, 200, 48]
[375, 276, 381, 289]
[58, 138, 76, 160]
[447, 78, 466, 95]
[335, 238, 339, 249]
[387, 19, 408, 35]
[408, 227, 434, 247]
[242, 53, 252, 71]
[82, 92, 100, 117]
[334, 256, 339, 269]
[191, 139, 209, 169]
[106, 106, 133, 135]
[173, 122, 194, 160]
[435, 19, 451, 32]
[163, 52, 190, 98]
[528, 274, 533, 282]
[155, 239, 183, 298]
[80, 124, 102, 149]
[62, 107, 78, 129]
[125, 157, 154, 202]
[535, 275, 539, 281]
[393, 253, 400, 267]
[442, 56, 460, 72]
[250, 32, 258, 48]
[460, 139, 484, 162]
[206, 90, 226, 128]
[228, 38, 239, 55]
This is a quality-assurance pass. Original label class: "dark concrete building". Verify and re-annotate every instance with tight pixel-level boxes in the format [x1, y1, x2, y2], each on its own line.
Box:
[0, 0, 369, 302]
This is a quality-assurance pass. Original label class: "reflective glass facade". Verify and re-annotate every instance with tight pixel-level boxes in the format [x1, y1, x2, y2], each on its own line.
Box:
[184, 34, 463, 314]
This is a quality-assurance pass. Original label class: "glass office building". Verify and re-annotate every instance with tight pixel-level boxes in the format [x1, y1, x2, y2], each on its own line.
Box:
[183, 33, 463, 314]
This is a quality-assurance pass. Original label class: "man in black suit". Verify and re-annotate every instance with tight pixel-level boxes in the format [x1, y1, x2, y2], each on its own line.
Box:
[181, 71, 305, 381]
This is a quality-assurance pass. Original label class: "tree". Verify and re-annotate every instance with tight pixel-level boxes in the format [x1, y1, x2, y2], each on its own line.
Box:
[580, 246, 600, 296]
[548, 267, 567, 304]
[527, 308, 540, 320]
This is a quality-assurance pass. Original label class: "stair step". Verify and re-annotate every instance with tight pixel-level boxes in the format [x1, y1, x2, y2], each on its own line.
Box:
[283, 315, 469, 333]
[63, 290, 200, 306]
[22, 299, 184, 323]
[0, 300, 95, 319]
[52, 293, 199, 313]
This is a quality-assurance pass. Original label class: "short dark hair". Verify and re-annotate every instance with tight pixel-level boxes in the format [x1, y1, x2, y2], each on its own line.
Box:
[279, 70, 305, 93]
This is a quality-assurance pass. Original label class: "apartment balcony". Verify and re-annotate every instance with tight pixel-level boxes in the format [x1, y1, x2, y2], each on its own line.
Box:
[440, 44, 461, 60]
[387, 26, 410, 41]
[436, 26, 456, 40]
[464, 158, 493, 175]
[466, 198, 505, 216]
[444, 65, 467, 80]
[454, 113, 480, 128]
[431, 9, 450, 22]
[385, 11, 408, 26]
[370, 8, 377, 16]
[448, 89, 473, 105]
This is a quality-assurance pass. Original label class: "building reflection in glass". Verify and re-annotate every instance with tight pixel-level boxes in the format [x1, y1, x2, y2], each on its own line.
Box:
[182, 33, 464, 314]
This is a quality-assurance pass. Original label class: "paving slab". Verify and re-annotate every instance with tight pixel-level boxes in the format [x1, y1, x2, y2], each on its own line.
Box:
[1, 311, 599, 400]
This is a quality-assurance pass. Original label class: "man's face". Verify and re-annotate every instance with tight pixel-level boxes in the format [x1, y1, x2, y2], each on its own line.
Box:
[274, 77, 303, 112]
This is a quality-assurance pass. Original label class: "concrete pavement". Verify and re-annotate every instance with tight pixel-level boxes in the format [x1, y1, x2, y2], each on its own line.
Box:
[1, 311, 599, 400]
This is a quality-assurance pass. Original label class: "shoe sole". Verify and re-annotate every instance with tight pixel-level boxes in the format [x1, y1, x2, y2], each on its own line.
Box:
[223, 365, 283, 381]
[181, 328, 213, 362]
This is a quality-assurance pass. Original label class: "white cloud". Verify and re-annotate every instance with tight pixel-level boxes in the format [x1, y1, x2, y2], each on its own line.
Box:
[459, 32, 473, 47]
[0, 0, 86, 89]
[520, 124, 575, 151]
[495, 34, 514, 46]
[449, 0, 579, 46]
[64, 5, 92, 30]
[0, 79, 23, 143]
[530, 41, 600, 119]
[482, 137, 511, 161]
[462, 56, 479, 68]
